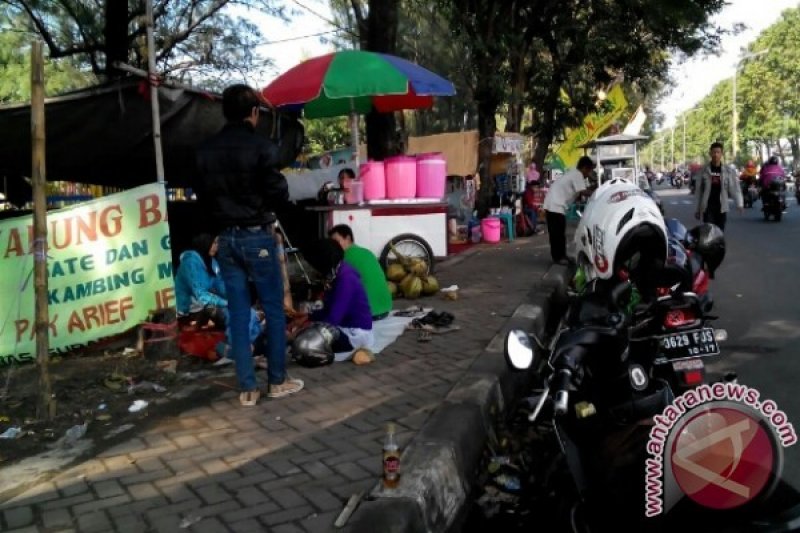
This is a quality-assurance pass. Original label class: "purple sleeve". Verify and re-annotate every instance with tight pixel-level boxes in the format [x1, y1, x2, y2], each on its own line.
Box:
[314, 268, 357, 326]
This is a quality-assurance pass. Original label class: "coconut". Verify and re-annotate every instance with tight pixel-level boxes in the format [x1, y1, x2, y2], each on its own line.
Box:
[408, 258, 429, 277]
[387, 281, 398, 298]
[386, 263, 406, 282]
[421, 275, 440, 295]
[399, 274, 423, 299]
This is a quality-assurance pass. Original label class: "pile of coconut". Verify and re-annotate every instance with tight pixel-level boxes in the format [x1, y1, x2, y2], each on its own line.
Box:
[384, 247, 439, 299]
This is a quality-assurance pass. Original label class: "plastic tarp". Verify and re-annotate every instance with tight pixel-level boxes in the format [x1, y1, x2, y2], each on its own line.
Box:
[0, 80, 304, 204]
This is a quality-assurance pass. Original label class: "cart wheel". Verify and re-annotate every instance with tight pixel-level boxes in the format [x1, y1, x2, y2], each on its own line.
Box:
[380, 234, 435, 275]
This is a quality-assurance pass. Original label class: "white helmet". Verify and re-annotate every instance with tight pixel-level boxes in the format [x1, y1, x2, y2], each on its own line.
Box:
[575, 178, 667, 283]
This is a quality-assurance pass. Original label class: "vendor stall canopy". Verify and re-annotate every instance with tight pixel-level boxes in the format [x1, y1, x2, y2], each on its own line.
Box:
[0, 79, 304, 204]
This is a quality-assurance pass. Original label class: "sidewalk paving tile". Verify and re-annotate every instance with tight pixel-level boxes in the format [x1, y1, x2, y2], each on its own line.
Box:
[0, 238, 554, 532]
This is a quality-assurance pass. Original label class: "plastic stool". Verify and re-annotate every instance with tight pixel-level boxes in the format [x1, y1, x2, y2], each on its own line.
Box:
[494, 212, 514, 242]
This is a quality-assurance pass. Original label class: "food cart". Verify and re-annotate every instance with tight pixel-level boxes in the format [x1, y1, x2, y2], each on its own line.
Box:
[307, 200, 447, 273]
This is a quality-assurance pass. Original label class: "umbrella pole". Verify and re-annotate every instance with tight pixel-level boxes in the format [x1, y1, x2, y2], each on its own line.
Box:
[350, 112, 360, 167]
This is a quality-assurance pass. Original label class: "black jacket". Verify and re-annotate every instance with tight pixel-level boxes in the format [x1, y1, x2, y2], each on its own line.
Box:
[195, 122, 289, 229]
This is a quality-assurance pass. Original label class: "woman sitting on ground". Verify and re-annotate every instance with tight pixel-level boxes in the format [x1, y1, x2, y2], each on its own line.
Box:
[301, 238, 374, 354]
[175, 233, 264, 365]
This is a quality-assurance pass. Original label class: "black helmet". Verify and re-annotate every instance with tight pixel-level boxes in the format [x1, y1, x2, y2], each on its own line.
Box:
[291, 322, 339, 367]
[689, 224, 725, 277]
[614, 223, 668, 290]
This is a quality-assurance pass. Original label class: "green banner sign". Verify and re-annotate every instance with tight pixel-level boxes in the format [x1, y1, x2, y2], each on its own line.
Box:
[549, 85, 628, 171]
[0, 183, 175, 365]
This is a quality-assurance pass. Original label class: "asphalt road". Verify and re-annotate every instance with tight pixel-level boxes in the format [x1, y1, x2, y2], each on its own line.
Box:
[655, 184, 800, 494]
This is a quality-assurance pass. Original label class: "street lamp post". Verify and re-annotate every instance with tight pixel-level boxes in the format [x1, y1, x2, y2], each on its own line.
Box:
[733, 48, 769, 160]
[682, 107, 702, 167]
[671, 127, 675, 169]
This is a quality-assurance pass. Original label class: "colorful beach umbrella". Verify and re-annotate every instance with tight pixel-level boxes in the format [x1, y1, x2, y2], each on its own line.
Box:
[262, 50, 456, 119]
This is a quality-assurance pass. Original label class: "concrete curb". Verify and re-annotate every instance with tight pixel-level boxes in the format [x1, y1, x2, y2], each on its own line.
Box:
[343, 264, 570, 533]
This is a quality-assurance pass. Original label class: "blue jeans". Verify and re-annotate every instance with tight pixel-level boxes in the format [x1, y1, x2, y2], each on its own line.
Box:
[523, 208, 538, 231]
[216, 227, 287, 390]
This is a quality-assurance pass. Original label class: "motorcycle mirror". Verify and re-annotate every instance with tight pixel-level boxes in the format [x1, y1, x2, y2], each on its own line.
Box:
[505, 329, 534, 370]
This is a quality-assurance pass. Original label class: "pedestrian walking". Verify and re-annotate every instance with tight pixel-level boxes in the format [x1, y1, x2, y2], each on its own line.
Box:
[694, 142, 743, 231]
[196, 84, 304, 407]
[543, 156, 592, 264]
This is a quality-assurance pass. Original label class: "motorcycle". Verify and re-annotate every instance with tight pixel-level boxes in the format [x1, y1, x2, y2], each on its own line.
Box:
[761, 178, 787, 221]
[741, 180, 759, 208]
[506, 279, 676, 530]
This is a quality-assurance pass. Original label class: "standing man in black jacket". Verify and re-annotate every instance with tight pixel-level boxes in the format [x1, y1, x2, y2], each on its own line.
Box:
[196, 84, 303, 406]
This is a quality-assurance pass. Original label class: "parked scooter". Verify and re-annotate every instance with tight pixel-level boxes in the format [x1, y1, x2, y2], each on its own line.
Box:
[761, 178, 787, 221]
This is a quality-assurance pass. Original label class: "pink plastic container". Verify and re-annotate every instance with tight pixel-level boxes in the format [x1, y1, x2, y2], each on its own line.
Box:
[344, 179, 364, 204]
[359, 161, 386, 201]
[416, 152, 447, 199]
[384, 155, 417, 199]
[481, 217, 502, 243]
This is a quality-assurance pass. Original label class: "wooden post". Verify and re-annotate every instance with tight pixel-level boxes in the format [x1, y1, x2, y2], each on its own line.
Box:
[145, 0, 165, 183]
[31, 41, 54, 420]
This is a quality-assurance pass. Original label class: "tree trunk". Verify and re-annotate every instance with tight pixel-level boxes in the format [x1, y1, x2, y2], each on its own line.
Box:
[104, 0, 128, 77]
[362, 0, 400, 160]
[505, 49, 528, 133]
[476, 89, 498, 216]
[532, 68, 565, 169]
[790, 137, 800, 171]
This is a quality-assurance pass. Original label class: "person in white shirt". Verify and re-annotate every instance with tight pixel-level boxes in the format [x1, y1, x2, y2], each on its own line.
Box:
[543, 156, 592, 264]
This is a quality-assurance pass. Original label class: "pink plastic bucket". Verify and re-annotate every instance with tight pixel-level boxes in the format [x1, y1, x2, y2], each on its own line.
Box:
[416, 152, 447, 199]
[481, 217, 502, 243]
[384, 155, 417, 199]
[359, 161, 386, 201]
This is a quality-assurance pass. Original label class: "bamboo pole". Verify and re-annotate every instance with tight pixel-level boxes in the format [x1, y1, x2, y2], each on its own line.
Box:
[31, 41, 54, 420]
[145, 0, 165, 183]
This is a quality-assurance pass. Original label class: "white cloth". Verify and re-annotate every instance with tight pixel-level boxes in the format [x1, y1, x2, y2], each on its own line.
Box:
[333, 312, 423, 362]
[340, 327, 374, 352]
[543, 168, 587, 214]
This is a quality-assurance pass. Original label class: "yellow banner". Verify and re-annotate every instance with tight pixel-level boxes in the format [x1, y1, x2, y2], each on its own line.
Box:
[0, 184, 175, 365]
[549, 85, 628, 170]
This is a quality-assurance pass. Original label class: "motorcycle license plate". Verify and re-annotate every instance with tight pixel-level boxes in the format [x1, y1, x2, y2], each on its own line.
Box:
[658, 328, 719, 361]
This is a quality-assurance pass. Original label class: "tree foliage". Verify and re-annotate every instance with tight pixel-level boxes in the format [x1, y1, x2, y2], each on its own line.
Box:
[1, 0, 286, 84]
[0, 7, 95, 102]
[646, 6, 800, 169]
[430, 0, 724, 210]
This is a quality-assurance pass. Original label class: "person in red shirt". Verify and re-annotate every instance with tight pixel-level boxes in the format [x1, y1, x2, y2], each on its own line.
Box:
[522, 180, 545, 235]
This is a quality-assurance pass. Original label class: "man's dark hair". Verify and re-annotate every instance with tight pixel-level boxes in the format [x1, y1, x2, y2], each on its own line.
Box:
[710, 142, 724, 152]
[577, 156, 595, 170]
[338, 168, 356, 180]
[304, 238, 345, 278]
[328, 224, 354, 242]
[222, 84, 260, 122]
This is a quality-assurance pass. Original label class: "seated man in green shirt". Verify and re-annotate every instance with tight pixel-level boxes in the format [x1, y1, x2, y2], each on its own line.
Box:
[328, 224, 392, 320]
